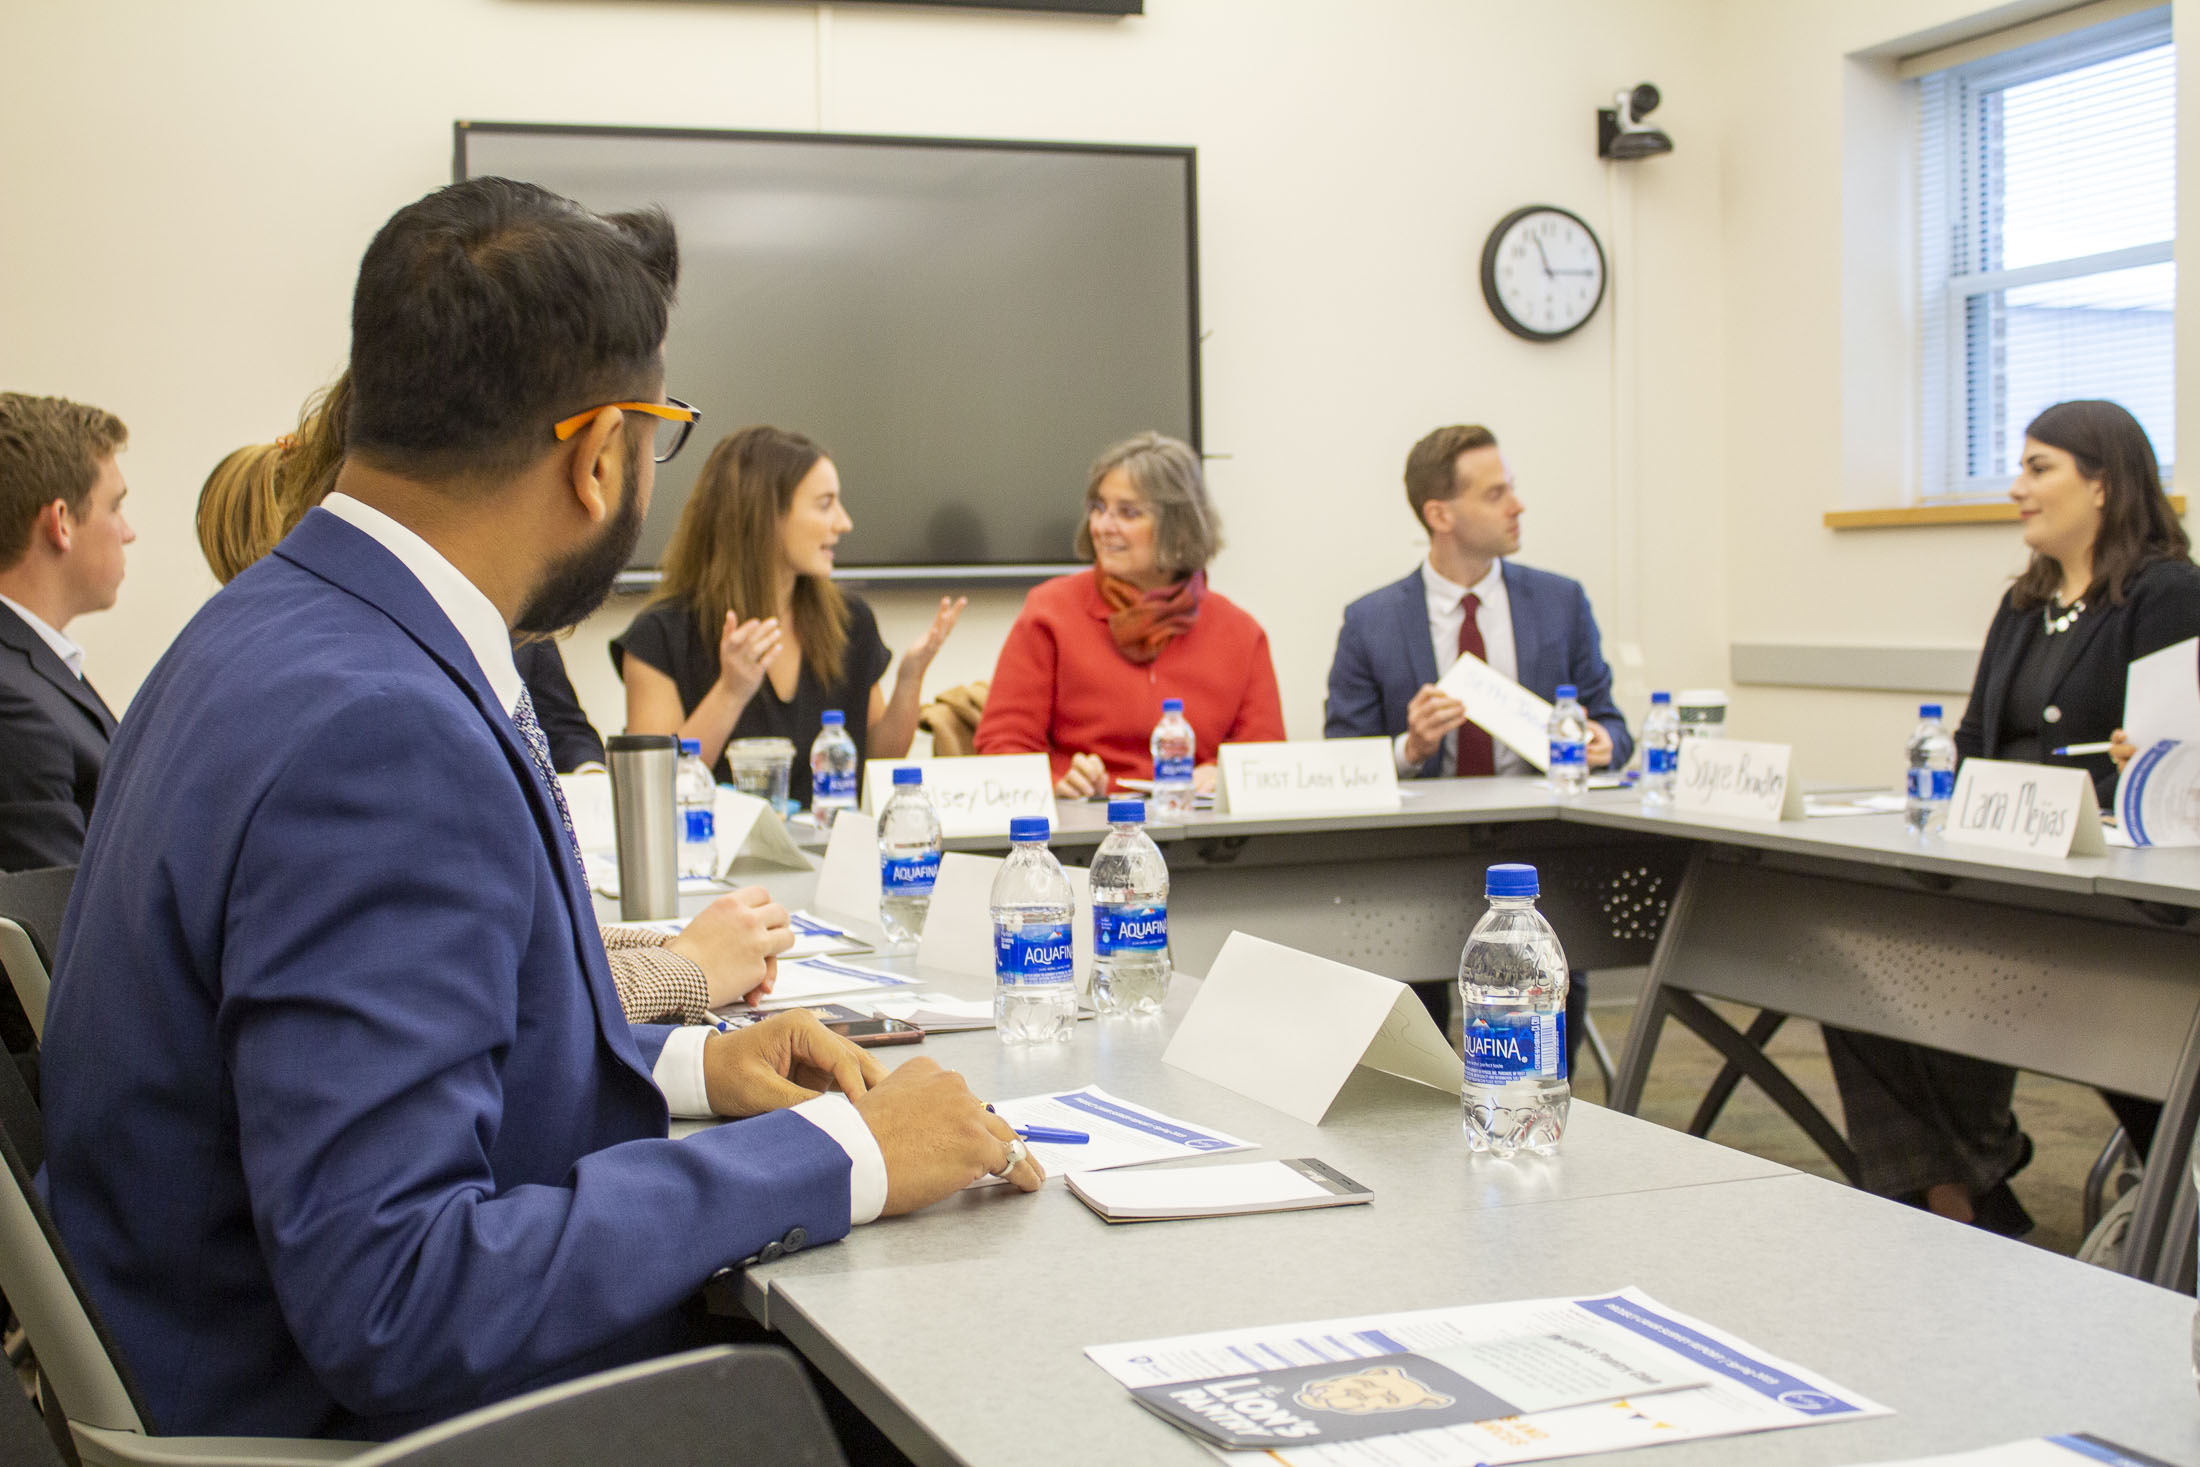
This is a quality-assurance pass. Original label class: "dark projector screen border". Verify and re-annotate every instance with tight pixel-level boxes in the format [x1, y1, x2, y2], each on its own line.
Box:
[454, 121, 1198, 579]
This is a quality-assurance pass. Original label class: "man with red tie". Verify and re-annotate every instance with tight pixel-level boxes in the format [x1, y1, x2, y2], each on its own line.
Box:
[1324, 424, 1630, 1035]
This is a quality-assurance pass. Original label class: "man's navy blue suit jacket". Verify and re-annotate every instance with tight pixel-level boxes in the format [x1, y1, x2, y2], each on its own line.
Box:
[40, 509, 850, 1440]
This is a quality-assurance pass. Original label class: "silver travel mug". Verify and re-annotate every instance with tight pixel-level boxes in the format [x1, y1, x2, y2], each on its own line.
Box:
[607, 734, 680, 921]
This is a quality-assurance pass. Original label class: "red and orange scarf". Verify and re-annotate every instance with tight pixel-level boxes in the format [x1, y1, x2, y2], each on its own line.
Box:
[1096, 570, 1205, 665]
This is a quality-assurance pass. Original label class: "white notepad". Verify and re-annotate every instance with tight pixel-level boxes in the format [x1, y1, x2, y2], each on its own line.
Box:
[1066, 1158, 1372, 1222]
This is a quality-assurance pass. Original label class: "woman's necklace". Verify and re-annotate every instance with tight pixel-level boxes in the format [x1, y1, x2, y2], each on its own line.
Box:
[2042, 596, 2087, 635]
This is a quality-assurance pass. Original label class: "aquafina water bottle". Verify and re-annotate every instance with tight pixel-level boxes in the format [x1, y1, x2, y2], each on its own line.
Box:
[1090, 799, 1170, 1016]
[1459, 863, 1569, 1158]
[1150, 698, 1197, 818]
[675, 738, 717, 880]
[1905, 704, 1956, 835]
[877, 767, 941, 947]
[991, 816, 1078, 1043]
[1547, 685, 1588, 798]
[810, 710, 859, 830]
[1641, 691, 1681, 808]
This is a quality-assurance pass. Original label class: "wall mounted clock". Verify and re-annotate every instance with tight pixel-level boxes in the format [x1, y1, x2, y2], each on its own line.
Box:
[1480, 205, 1607, 341]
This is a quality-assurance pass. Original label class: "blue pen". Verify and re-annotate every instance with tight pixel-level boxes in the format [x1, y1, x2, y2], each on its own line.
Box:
[1013, 1126, 1090, 1144]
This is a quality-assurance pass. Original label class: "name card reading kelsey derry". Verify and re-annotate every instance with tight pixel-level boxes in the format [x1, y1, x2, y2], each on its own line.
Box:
[1945, 758, 2106, 857]
[859, 753, 1053, 838]
[1672, 738, 1803, 821]
[1216, 739, 1400, 816]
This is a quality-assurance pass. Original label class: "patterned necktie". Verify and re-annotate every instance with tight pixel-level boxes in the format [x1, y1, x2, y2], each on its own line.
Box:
[512, 685, 587, 874]
[1454, 593, 1497, 777]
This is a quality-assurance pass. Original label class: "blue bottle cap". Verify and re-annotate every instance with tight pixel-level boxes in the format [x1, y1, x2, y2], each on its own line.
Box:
[1920, 703, 1942, 719]
[1009, 816, 1051, 843]
[1650, 691, 1671, 705]
[1107, 799, 1147, 824]
[1485, 863, 1539, 898]
[1555, 685, 1578, 701]
[1162, 698, 1185, 714]
[821, 710, 845, 726]
[892, 766, 923, 786]
[679, 738, 700, 756]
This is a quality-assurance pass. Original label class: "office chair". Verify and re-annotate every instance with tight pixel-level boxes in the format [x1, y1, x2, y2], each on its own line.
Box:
[347, 1347, 847, 1467]
[0, 865, 72, 1054]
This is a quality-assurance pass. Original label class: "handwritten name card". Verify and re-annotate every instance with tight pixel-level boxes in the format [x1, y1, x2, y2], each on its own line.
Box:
[1672, 739, 1802, 821]
[859, 754, 1054, 839]
[1945, 758, 2105, 857]
[1435, 650, 1553, 772]
[1216, 739, 1401, 817]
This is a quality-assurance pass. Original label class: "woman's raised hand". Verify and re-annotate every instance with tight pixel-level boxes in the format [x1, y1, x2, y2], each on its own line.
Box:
[715, 613, 783, 703]
[902, 596, 968, 676]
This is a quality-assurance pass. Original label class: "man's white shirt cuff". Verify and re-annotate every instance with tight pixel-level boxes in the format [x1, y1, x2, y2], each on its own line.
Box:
[1393, 731, 1419, 776]
[652, 1027, 888, 1226]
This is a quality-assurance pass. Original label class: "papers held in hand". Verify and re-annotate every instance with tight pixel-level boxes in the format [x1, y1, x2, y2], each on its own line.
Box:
[1066, 1158, 1371, 1223]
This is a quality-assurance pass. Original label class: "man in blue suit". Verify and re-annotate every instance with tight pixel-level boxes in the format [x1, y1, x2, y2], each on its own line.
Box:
[39, 179, 1040, 1443]
[1326, 424, 1630, 778]
[1326, 424, 1631, 1040]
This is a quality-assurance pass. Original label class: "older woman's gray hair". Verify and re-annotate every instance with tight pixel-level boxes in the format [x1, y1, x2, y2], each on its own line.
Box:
[1073, 431, 1222, 580]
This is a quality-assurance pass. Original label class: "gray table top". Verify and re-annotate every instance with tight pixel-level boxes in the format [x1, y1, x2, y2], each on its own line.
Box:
[769, 1168, 2200, 1467]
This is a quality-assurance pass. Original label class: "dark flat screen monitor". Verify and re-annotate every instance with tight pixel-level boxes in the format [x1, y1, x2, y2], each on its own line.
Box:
[455, 122, 1199, 581]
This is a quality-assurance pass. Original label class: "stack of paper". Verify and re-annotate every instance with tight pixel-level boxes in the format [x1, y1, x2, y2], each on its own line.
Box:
[972, 1086, 1253, 1187]
[1849, 1440, 2175, 1467]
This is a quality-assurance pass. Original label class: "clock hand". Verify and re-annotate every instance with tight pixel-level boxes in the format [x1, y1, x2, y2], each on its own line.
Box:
[1532, 235, 1554, 276]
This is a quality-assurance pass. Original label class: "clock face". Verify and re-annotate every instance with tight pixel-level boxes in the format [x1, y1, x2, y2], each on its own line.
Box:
[1480, 206, 1607, 341]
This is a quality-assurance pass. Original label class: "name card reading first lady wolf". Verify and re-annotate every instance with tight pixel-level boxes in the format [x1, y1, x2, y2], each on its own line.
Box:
[859, 754, 1054, 838]
[1672, 738, 1802, 821]
[1946, 758, 2106, 858]
[1216, 739, 1401, 816]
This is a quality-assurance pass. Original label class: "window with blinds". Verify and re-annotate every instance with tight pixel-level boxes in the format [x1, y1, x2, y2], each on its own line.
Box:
[1917, 6, 2174, 501]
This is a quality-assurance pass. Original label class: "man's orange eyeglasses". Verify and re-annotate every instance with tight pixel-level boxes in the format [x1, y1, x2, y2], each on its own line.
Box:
[552, 397, 701, 464]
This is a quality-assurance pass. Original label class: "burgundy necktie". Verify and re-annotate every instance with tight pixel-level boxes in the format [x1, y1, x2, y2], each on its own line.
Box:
[1454, 594, 1496, 777]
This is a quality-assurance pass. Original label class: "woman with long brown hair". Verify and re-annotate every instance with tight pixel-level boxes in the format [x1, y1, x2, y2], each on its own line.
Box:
[614, 425, 962, 805]
[1826, 399, 2200, 1237]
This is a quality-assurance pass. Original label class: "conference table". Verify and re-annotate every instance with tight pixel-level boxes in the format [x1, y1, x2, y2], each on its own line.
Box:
[642, 902, 2200, 1467]
[780, 778, 2200, 1288]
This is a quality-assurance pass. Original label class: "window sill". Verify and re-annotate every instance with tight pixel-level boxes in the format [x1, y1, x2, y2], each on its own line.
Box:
[1825, 496, 2185, 530]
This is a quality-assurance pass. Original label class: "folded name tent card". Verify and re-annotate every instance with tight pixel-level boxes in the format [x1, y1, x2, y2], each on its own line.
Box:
[1435, 650, 1553, 772]
[857, 754, 1053, 838]
[1216, 738, 1401, 817]
[557, 770, 617, 853]
[1946, 758, 2105, 857]
[710, 787, 812, 873]
[915, 851, 1094, 990]
[810, 810, 888, 941]
[1673, 737, 1803, 820]
[1163, 931, 1458, 1124]
[1067, 1157, 1372, 1223]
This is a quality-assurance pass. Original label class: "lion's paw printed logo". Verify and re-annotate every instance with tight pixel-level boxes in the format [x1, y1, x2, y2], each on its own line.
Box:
[1294, 1365, 1456, 1416]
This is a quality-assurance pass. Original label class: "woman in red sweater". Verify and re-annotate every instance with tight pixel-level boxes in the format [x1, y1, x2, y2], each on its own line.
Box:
[976, 432, 1285, 797]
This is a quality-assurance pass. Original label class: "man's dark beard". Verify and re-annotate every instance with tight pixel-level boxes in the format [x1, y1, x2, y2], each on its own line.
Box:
[515, 438, 646, 635]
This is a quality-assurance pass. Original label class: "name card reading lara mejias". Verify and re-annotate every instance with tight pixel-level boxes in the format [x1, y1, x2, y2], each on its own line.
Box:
[858, 754, 1053, 838]
[1945, 758, 2106, 857]
[1216, 739, 1401, 817]
[1672, 738, 1803, 821]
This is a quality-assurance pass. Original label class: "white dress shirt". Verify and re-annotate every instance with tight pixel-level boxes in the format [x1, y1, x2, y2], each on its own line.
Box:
[0, 591, 85, 679]
[320, 494, 887, 1226]
[1394, 558, 1527, 777]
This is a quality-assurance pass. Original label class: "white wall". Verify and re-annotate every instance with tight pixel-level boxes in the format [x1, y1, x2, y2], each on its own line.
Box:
[1, 0, 1728, 750]
[4, 0, 2183, 789]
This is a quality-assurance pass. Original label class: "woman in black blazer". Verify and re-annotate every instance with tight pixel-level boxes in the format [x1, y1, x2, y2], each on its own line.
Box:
[1826, 400, 2200, 1236]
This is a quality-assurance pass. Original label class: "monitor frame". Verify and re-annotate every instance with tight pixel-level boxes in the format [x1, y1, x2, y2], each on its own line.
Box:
[453, 120, 1202, 587]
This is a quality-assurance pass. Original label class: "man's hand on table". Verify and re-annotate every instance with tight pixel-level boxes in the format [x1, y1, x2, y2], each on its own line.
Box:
[667, 887, 794, 1008]
[852, 1058, 1046, 1212]
[703, 1009, 885, 1117]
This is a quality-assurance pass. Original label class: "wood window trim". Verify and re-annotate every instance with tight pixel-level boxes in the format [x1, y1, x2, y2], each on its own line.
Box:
[1825, 496, 2186, 530]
